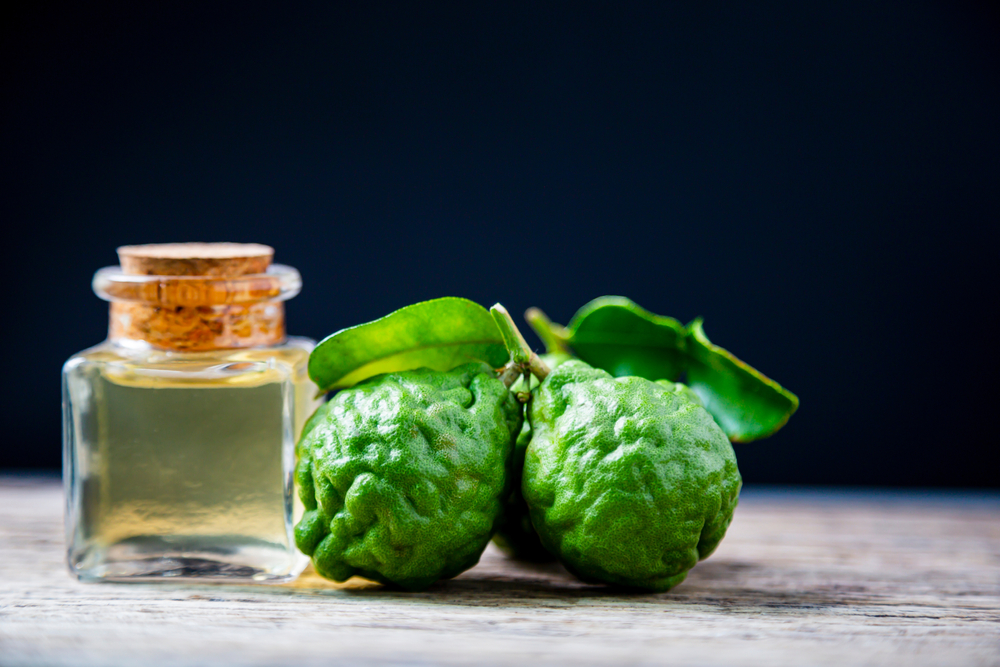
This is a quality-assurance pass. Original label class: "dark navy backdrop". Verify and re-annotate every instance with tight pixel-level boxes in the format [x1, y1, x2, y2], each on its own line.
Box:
[3, 1, 998, 485]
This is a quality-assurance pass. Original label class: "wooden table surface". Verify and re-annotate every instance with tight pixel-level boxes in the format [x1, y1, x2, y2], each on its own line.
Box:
[1, 475, 997, 666]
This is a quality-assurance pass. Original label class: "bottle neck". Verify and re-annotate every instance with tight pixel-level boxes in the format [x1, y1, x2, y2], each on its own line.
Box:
[108, 301, 286, 351]
[94, 264, 302, 352]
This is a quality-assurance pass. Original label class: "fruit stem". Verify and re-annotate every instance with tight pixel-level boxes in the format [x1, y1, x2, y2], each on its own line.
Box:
[497, 363, 524, 388]
[491, 303, 551, 384]
[525, 307, 572, 355]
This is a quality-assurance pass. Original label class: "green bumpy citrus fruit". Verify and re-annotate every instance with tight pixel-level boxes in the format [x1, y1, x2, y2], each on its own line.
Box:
[294, 363, 522, 591]
[523, 360, 741, 592]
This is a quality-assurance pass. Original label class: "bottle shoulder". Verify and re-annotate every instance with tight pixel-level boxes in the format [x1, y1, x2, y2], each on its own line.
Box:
[63, 338, 315, 388]
[63, 341, 115, 374]
[67, 338, 312, 362]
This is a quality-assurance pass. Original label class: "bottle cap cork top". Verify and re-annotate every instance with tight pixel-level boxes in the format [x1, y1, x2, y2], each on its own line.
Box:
[117, 243, 274, 277]
[102, 243, 291, 351]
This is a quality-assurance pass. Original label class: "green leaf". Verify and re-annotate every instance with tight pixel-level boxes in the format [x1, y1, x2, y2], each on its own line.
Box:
[308, 297, 509, 393]
[554, 295, 799, 442]
[565, 296, 687, 381]
[684, 318, 799, 442]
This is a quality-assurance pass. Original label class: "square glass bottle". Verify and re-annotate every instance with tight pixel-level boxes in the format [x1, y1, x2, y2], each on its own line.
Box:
[63, 243, 320, 582]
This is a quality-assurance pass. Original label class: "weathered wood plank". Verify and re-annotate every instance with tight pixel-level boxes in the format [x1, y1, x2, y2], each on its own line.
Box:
[1, 475, 997, 666]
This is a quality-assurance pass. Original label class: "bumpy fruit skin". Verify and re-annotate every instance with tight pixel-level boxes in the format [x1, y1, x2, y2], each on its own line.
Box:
[294, 363, 522, 591]
[523, 360, 741, 592]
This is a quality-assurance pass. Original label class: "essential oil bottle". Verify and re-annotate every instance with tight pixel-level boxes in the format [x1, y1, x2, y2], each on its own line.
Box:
[63, 243, 320, 582]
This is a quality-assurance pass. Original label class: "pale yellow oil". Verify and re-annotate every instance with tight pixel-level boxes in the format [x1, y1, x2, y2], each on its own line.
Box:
[64, 340, 318, 582]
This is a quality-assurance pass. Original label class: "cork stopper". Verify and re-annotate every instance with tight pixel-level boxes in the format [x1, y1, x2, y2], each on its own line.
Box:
[101, 242, 291, 351]
[117, 243, 274, 277]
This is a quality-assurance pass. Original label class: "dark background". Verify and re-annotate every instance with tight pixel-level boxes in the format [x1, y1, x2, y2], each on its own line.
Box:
[2, 2, 998, 486]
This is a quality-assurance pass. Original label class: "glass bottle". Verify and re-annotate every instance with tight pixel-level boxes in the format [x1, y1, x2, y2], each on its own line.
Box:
[63, 243, 320, 582]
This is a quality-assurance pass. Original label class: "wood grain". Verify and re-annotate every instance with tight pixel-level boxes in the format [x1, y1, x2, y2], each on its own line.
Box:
[1, 476, 997, 666]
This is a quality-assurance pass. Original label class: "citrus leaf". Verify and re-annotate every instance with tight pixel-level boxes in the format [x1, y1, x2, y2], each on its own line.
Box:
[684, 318, 799, 442]
[308, 297, 509, 393]
[557, 295, 799, 442]
[566, 296, 687, 381]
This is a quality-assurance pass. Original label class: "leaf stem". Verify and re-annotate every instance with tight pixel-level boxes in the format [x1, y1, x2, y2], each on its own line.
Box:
[526, 351, 551, 382]
[525, 307, 571, 354]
